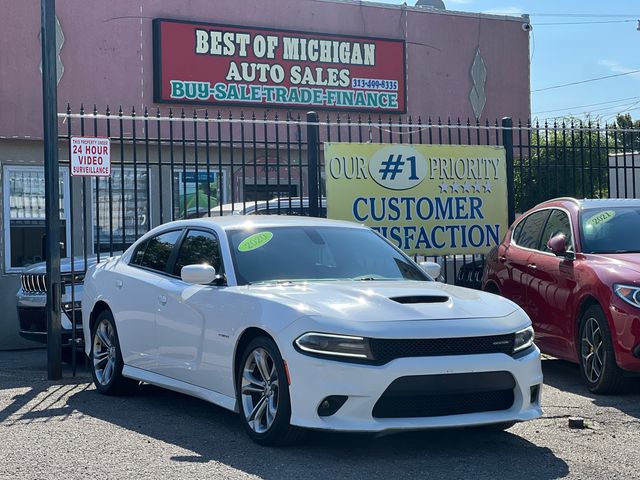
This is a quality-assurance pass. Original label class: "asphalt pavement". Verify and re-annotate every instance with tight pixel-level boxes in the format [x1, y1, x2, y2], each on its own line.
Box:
[1, 349, 638, 480]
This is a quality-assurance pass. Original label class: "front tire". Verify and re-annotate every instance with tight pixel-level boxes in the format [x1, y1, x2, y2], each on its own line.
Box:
[578, 305, 626, 394]
[237, 337, 305, 446]
[90, 309, 138, 395]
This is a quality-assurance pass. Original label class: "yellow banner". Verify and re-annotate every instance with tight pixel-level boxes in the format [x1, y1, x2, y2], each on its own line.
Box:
[324, 143, 508, 255]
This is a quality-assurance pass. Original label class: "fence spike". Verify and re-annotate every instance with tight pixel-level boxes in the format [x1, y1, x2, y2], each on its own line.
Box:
[93, 104, 97, 115]
[131, 106, 136, 116]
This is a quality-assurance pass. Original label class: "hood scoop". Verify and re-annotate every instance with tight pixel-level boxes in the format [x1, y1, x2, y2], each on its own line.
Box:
[389, 295, 449, 304]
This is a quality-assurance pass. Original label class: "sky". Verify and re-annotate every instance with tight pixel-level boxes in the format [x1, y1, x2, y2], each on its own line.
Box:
[378, 0, 640, 123]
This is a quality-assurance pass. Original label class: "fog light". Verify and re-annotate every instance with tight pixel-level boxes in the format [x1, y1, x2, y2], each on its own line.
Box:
[530, 385, 541, 405]
[317, 395, 348, 417]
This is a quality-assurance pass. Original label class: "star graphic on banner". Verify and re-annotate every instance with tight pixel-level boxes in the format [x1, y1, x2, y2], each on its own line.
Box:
[473, 182, 483, 193]
[439, 182, 449, 193]
[450, 182, 460, 193]
[484, 181, 492, 192]
[463, 182, 472, 193]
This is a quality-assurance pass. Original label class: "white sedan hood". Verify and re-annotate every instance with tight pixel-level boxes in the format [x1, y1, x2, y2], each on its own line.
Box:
[239, 281, 518, 322]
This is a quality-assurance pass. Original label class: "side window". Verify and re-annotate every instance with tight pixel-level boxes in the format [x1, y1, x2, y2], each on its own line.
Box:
[511, 218, 526, 244]
[515, 210, 550, 250]
[130, 240, 147, 266]
[139, 230, 182, 273]
[173, 230, 222, 276]
[541, 210, 573, 253]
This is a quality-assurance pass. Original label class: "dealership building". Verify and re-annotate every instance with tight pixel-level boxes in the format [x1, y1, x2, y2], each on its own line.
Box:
[0, 0, 530, 348]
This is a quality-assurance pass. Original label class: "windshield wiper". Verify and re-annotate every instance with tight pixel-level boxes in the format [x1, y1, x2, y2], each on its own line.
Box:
[352, 275, 393, 281]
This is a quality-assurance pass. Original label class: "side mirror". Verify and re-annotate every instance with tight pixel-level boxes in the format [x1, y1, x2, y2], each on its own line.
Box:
[181, 264, 217, 284]
[419, 261, 441, 280]
[547, 234, 572, 258]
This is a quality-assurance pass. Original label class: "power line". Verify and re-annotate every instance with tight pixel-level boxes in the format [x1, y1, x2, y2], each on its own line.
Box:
[533, 69, 640, 93]
[533, 96, 640, 115]
[528, 13, 639, 18]
[534, 19, 636, 26]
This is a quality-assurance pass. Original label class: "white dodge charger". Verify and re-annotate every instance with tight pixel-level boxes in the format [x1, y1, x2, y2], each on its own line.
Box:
[82, 216, 542, 445]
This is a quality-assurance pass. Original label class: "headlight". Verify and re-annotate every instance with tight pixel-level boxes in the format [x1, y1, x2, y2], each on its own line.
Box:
[294, 332, 374, 360]
[614, 284, 640, 308]
[513, 326, 535, 353]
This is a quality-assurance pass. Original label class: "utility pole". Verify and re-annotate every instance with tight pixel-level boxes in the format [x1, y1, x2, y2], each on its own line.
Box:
[41, 0, 62, 380]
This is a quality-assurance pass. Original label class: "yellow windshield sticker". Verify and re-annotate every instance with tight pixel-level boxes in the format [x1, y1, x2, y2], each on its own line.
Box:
[585, 210, 616, 228]
[238, 232, 273, 252]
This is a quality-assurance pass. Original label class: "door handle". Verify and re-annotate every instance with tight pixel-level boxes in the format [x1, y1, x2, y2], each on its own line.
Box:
[528, 263, 537, 269]
[158, 295, 167, 306]
[115, 280, 123, 289]
[498, 255, 507, 263]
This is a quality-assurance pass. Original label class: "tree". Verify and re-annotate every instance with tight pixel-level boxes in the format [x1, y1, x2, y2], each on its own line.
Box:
[513, 119, 612, 213]
[610, 114, 640, 153]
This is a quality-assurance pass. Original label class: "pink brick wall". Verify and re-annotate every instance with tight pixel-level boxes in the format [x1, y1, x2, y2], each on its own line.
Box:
[0, 0, 530, 138]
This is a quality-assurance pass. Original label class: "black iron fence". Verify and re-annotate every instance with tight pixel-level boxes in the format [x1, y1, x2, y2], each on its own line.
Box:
[53, 106, 640, 371]
[57, 107, 640, 279]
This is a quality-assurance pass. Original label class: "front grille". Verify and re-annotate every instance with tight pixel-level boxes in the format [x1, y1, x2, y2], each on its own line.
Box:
[369, 334, 515, 364]
[455, 259, 485, 290]
[372, 371, 515, 418]
[21, 274, 47, 293]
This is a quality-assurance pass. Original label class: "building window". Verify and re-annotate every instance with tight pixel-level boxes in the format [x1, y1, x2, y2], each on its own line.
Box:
[173, 170, 224, 219]
[3, 166, 70, 272]
[93, 168, 149, 253]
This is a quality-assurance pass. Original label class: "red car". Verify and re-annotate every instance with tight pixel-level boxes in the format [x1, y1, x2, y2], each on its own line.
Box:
[483, 197, 640, 393]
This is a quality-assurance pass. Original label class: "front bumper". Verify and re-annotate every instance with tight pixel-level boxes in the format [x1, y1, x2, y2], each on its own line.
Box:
[17, 288, 83, 345]
[281, 342, 543, 432]
[608, 298, 640, 372]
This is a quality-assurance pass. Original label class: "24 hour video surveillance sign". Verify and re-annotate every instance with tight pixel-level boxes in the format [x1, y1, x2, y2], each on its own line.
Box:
[325, 143, 508, 255]
[153, 19, 406, 112]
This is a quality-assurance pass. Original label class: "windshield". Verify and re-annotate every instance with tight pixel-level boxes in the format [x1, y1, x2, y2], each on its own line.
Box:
[227, 226, 429, 285]
[580, 207, 640, 254]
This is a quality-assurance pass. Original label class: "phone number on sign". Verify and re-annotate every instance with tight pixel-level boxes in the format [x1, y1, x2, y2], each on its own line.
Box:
[351, 78, 399, 91]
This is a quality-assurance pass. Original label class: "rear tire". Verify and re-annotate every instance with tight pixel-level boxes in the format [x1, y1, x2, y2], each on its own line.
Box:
[236, 336, 305, 446]
[90, 309, 138, 395]
[578, 305, 626, 394]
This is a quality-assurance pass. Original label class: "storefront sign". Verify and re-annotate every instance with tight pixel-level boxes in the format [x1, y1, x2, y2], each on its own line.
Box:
[153, 19, 406, 112]
[325, 143, 508, 255]
[70, 137, 111, 177]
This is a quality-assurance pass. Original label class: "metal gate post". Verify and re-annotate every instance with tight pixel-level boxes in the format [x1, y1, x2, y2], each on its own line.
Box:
[41, 0, 62, 380]
[502, 117, 516, 226]
[306, 111, 320, 217]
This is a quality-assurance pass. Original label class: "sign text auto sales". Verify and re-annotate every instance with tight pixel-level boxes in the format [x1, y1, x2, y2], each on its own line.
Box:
[153, 20, 406, 112]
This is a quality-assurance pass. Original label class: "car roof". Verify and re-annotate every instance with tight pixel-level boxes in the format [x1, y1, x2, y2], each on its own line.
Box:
[578, 198, 640, 210]
[157, 215, 366, 231]
[537, 197, 640, 210]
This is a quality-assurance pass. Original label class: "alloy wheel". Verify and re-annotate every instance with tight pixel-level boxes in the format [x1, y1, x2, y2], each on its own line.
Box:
[241, 347, 279, 434]
[92, 319, 117, 386]
[581, 316, 604, 384]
